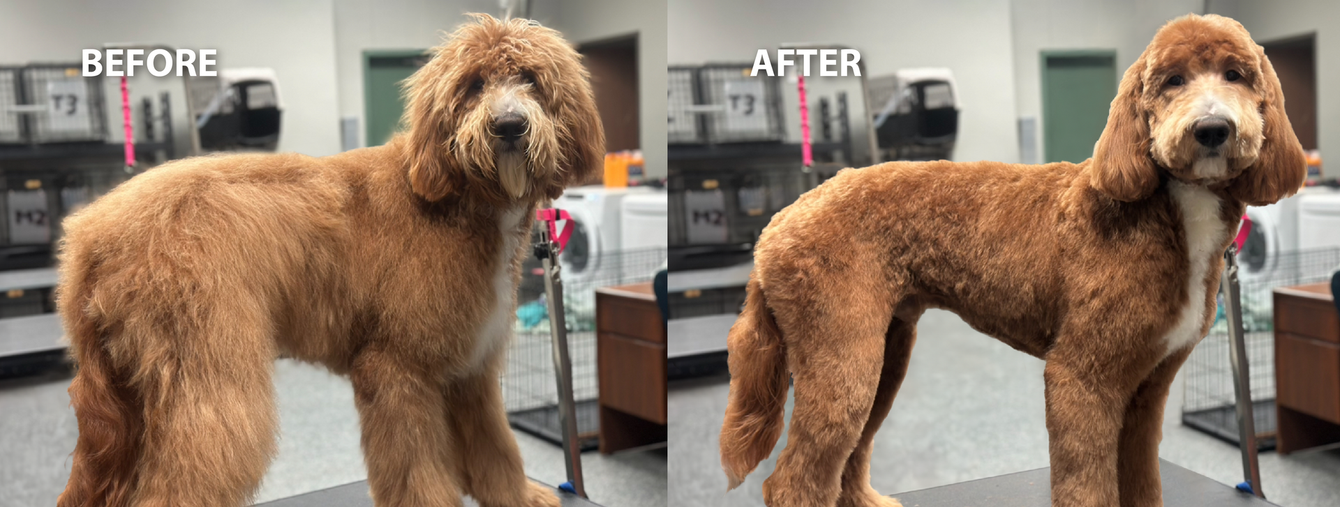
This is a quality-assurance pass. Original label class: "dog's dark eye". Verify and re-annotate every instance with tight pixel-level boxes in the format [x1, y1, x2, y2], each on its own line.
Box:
[521, 72, 537, 86]
[470, 78, 485, 92]
[1167, 75, 1185, 86]
[1226, 70, 1241, 82]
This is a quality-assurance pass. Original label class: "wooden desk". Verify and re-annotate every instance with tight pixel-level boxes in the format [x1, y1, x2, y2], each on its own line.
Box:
[1273, 282, 1340, 454]
[595, 282, 667, 453]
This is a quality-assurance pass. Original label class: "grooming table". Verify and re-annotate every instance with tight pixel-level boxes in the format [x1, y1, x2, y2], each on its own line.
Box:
[892, 459, 1277, 506]
[254, 480, 601, 507]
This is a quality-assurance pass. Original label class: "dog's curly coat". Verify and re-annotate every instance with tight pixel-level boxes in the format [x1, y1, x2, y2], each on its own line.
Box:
[720, 14, 1305, 507]
[56, 15, 602, 507]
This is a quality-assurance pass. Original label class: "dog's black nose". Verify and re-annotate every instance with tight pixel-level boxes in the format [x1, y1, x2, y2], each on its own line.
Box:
[1193, 118, 1231, 148]
[493, 113, 528, 142]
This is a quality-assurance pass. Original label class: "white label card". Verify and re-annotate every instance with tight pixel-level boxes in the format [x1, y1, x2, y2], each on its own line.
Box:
[46, 78, 90, 132]
[684, 189, 729, 244]
[721, 79, 768, 134]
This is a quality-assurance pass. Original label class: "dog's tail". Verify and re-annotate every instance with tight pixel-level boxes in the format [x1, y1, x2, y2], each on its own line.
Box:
[57, 282, 143, 507]
[719, 276, 789, 490]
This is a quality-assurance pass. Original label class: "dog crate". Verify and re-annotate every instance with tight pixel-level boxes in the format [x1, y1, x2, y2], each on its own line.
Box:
[19, 65, 107, 144]
[0, 67, 23, 144]
[502, 244, 666, 451]
[669, 163, 839, 252]
[668, 66, 704, 145]
[698, 64, 786, 144]
[1181, 247, 1340, 450]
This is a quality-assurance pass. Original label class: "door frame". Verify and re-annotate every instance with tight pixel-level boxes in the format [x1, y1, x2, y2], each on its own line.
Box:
[362, 49, 429, 147]
[1039, 49, 1118, 163]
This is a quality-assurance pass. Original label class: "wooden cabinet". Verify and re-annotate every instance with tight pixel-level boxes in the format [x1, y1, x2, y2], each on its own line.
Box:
[596, 282, 667, 453]
[1273, 282, 1340, 454]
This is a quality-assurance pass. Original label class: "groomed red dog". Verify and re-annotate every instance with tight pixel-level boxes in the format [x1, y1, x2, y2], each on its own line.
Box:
[721, 14, 1305, 507]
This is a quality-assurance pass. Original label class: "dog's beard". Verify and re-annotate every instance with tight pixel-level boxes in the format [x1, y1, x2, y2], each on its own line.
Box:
[497, 150, 528, 199]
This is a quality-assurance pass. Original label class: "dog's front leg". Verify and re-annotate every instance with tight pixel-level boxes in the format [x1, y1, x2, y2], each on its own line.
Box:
[351, 349, 463, 507]
[1043, 359, 1137, 507]
[1116, 348, 1192, 507]
[443, 356, 560, 507]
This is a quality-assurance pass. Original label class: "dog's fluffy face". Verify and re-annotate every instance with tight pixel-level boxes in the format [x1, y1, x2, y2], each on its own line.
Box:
[1142, 17, 1267, 183]
[1089, 14, 1306, 206]
[402, 15, 604, 204]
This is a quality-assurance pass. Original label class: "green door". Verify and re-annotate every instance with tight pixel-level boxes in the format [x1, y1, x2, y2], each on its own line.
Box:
[363, 50, 429, 147]
[1041, 51, 1117, 163]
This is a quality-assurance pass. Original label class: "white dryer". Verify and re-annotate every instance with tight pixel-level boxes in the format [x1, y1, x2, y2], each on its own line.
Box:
[1299, 190, 1340, 251]
[551, 185, 649, 286]
[621, 191, 667, 252]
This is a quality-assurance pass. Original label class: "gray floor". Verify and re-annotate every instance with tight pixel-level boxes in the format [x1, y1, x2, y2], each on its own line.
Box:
[0, 359, 665, 507]
[669, 309, 1340, 507]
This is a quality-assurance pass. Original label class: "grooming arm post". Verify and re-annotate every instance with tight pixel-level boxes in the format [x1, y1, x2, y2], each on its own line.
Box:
[1222, 246, 1264, 499]
[536, 227, 586, 498]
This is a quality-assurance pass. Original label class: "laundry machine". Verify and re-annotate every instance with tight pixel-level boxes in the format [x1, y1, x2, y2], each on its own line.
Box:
[1299, 190, 1340, 251]
[551, 185, 650, 286]
[1238, 193, 1303, 285]
[621, 191, 667, 252]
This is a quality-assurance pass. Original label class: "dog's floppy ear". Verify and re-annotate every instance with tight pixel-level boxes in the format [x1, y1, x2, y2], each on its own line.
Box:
[403, 55, 464, 202]
[550, 61, 606, 199]
[1090, 51, 1158, 202]
[1224, 47, 1306, 206]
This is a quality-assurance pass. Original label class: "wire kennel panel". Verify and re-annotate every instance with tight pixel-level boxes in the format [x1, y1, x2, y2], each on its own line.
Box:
[502, 246, 666, 450]
[1182, 247, 1340, 449]
[698, 64, 785, 144]
[20, 65, 106, 144]
[0, 67, 22, 144]
[668, 66, 703, 145]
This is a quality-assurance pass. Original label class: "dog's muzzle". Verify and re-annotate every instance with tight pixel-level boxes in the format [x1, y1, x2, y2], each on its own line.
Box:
[492, 112, 528, 146]
[1193, 117, 1231, 148]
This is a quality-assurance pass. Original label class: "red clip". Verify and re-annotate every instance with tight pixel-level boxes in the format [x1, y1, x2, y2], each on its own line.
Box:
[536, 208, 574, 255]
[1233, 215, 1252, 252]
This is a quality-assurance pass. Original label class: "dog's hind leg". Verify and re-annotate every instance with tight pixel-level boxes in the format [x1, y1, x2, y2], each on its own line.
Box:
[761, 281, 896, 507]
[126, 302, 279, 506]
[350, 347, 463, 507]
[442, 356, 559, 507]
[1117, 347, 1192, 507]
[836, 318, 917, 507]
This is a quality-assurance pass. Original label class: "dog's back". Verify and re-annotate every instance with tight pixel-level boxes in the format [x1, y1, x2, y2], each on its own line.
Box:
[56, 152, 355, 506]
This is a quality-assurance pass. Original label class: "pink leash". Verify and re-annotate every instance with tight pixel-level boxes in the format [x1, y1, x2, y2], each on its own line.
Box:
[797, 75, 812, 168]
[121, 76, 134, 170]
[1233, 215, 1252, 251]
[536, 208, 574, 254]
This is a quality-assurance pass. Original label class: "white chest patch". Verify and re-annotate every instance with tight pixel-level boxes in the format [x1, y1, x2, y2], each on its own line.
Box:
[1162, 182, 1227, 357]
[470, 205, 527, 369]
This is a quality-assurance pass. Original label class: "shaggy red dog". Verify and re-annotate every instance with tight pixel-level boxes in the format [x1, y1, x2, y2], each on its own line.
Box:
[720, 14, 1304, 507]
[56, 15, 602, 507]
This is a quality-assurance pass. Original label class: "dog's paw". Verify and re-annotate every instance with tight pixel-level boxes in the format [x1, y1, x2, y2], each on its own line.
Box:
[524, 481, 561, 507]
[837, 488, 903, 507]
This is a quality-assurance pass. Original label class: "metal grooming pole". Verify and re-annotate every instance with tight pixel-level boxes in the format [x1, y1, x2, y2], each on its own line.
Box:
[534, 226, 586, 498]
[102, 43, 203, 157]
[1221, 244, 1265, 499]
[779, 43, 880, 165]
